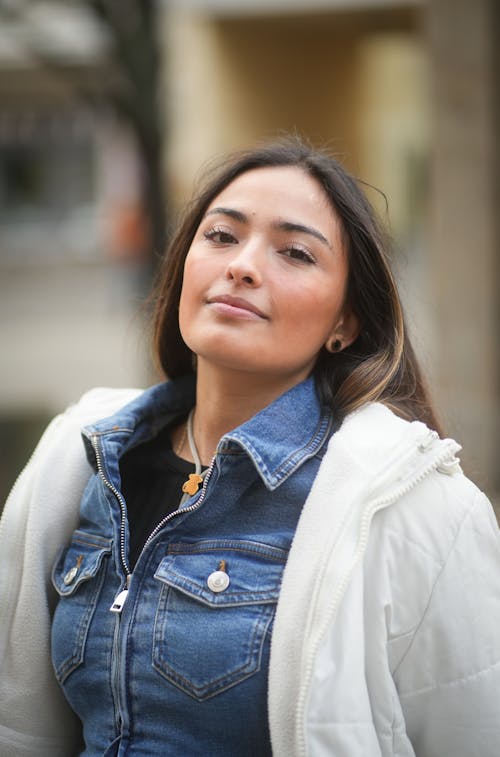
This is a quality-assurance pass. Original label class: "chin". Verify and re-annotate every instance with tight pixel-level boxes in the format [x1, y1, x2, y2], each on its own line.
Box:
[188, 335, 261, 366]
[200, 352, 268, 373]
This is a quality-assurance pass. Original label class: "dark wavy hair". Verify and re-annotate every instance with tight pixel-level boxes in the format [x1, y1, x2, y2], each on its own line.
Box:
[151, 137, 442, 433]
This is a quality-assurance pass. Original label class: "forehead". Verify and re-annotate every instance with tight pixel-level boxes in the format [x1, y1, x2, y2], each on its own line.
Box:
[207, 165, 337, 227]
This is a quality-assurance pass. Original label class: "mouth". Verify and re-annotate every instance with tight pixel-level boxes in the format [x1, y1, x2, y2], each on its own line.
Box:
[206, 294, 268, 320]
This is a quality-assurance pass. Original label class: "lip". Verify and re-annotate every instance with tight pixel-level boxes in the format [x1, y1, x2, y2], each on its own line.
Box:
[207, 294, 268, 319]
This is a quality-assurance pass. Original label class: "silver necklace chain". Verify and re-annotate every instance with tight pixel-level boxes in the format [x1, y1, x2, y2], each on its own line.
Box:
[186, 408, 202, 475]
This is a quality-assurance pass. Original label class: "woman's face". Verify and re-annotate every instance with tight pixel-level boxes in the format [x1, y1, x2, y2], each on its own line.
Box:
[179, 165, 358, 386]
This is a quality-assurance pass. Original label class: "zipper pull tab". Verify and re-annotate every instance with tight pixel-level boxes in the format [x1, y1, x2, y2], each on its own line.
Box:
[110, 575, 131, 613]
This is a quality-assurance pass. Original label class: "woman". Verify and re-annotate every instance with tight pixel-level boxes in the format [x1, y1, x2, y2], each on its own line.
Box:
[1, 138, 499, 756]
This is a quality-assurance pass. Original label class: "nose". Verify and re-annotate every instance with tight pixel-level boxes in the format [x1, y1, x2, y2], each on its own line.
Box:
[225, 241, 264, 287]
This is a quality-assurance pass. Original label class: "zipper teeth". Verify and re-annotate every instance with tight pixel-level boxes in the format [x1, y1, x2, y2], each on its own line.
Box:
[92, 434, 218, 579]
[92, 435, 131, 578]
[143, 454, 217, 551]
[111, 598, 125, 729]
[295, 438, 459, 756]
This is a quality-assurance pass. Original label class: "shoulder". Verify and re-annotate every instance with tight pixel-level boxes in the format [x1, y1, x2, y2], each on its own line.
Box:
[0, 385, 146, 611]
[364, 443, 498, 655]
[39, 387, 144, 448]
[324, 400, 497, 582]
[352, 402, 496, 555]
[62, 386, 144, 425]
[333, 401, 436, 466]
[6, 387, 145, 496]
[371, 464, 495, 582]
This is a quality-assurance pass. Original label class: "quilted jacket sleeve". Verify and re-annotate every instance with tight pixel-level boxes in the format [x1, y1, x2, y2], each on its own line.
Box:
[0, 410, 85, 756]
[0, 388, 141, 756]
[393, 488, 500, 757]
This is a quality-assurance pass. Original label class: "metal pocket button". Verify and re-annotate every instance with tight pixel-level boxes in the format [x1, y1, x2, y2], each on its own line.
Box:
[207, 570, 230, 593]
[63, 554, 83, 585]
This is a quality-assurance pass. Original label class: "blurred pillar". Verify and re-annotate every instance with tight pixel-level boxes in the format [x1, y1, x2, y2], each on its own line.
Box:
[427, 0, 499, 498]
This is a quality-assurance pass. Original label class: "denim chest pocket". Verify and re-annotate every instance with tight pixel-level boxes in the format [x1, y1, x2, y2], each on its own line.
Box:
[51, 530, 112, 684]
[152, 540, 286, 701]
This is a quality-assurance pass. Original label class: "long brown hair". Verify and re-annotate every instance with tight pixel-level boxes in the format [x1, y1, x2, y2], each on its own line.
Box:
[152, 137, 442, 433]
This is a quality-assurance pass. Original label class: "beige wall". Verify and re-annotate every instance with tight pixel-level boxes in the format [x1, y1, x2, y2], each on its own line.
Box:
[164, 8, 419, 202]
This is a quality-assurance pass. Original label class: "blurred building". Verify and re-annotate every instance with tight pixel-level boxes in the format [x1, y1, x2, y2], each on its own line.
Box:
[0, 0, 498, 510]
[0, 2, 153, 502]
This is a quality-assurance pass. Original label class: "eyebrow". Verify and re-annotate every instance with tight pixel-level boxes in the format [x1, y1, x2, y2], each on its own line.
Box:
[204, 206, 332, 249]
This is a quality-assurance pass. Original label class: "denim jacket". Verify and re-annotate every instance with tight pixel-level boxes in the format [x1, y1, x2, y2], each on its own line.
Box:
[3, 384, 499, 756]
[50, 376, 333, 756]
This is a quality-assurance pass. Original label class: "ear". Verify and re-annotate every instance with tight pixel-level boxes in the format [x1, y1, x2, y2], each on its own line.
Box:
[325, 309, 360, 353]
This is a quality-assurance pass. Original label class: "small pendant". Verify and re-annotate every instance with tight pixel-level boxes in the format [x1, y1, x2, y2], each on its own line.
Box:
[182, 473, 204, 496]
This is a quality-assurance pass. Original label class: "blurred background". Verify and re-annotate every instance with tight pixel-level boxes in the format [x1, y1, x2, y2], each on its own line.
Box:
[0, 0, 498, 515]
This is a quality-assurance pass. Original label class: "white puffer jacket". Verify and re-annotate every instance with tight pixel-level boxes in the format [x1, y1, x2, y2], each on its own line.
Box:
[0, 390, 499, 756]
[269, 402, 500, 756]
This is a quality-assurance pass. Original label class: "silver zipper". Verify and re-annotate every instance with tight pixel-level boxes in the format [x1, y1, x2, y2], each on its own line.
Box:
[92, 433, 217, 613]
[92, 434, 130, 581]
[142, 454, 217, 552]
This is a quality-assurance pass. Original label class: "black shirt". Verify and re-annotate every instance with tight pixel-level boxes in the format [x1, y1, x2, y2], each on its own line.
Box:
[119, 422, 199, 568]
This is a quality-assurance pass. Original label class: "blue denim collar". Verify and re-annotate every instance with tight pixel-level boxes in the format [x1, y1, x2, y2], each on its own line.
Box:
[221, 377, 332, 490]
[82, 375, 332, 491]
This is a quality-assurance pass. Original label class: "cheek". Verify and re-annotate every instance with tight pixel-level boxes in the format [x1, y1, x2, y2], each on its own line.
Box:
[178, 287, 199, 346]
[278, 283, 344, 337]
[178, 274, 189, 322]
[179, 252, 203, 312]
[178, 261, 197, 339]
[178, 253, 219, 346]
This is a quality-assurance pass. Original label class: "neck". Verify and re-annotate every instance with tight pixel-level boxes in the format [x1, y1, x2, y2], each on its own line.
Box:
[191, 360, 309, 465]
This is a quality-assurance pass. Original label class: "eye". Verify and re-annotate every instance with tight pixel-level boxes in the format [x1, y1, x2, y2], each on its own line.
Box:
[281, 246, 316, 264]
[203, 227, 237, 245]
